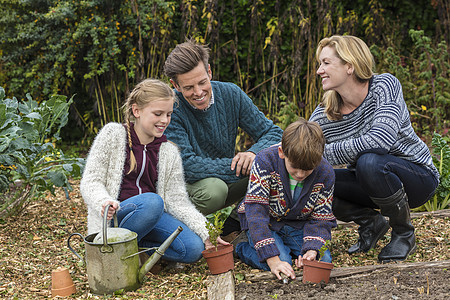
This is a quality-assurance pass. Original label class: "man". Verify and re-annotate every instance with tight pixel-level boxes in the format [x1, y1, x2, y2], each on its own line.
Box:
[163, 38, 283, 238]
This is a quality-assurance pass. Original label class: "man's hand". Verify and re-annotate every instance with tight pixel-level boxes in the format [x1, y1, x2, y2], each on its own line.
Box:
[101, 200, 119, 220]
[294, 250, 318, 268]
[266, 256, 296, 280]
[231, 151, 256, 177]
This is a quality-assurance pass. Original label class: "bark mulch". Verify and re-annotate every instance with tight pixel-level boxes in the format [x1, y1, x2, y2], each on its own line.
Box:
[0, 181, 449, 299]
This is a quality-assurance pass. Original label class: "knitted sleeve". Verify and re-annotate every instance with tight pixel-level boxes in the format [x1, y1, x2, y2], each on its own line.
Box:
[233, 85, 283, 154]
[244, 154, 281, 262]
[165, 111, 237, 183]
[80, 123, 126, 234]
[157, 142, 209, 242]
[301, 161, 337, 256]
[310, 74, 405, 166]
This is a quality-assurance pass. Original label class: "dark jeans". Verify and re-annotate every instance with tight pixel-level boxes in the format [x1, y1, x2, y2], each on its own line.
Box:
[335, 153, 439, 209]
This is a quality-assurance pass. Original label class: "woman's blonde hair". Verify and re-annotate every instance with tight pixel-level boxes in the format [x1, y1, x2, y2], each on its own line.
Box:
[316, 35, 375, 120]
[281, 118, 325, 170]
[123, 78, 175, 173]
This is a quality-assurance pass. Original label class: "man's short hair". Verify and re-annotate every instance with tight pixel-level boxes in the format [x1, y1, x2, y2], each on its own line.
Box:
[281, 118, 325, 170]
[164, 38, 210, 84]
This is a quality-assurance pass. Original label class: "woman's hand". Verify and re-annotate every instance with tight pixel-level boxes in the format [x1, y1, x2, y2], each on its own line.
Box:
[295, 250, 318, 268]
[266, 256, 296, 280]
[101, 200, 119, 220]
[204, 236, 231, 250]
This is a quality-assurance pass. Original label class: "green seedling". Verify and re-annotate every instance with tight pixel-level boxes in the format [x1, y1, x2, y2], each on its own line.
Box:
[318, 240, 331, 261]
[205, 212, 224, 251]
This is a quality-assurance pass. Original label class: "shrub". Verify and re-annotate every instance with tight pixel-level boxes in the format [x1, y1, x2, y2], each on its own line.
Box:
[0, 87, 85, 217]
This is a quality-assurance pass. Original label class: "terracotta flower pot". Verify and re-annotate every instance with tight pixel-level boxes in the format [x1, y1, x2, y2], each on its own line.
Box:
[302, 260, 333, 284]
[202, 244, 235, 275]
[51, 267, 77, 297]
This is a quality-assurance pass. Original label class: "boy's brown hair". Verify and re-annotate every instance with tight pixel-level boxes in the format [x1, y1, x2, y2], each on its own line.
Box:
[164, 38, 210, 84]
[281, 118, 325, 170]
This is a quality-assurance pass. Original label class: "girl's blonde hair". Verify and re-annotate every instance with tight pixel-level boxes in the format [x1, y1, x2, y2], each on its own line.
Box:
[316, 35, 375, 120]
[123, 78, 176, 173]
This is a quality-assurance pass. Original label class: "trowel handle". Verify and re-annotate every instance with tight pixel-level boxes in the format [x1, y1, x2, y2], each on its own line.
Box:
[67, 233, 85, 262]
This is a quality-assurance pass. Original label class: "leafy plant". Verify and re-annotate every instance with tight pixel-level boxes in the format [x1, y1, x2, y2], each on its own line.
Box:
[205, 211, 225, 251]
[424, 133, 450, 211]
[0, 87, 85, 217]
[318, 240, 331, 262]
[1, 0, 446, 146]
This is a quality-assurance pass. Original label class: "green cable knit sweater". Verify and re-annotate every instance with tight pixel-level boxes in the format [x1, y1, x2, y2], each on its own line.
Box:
[165, 81, 283, 184]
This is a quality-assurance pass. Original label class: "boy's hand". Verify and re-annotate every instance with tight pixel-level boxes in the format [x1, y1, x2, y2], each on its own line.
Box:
[266, 256, 296, 280]
[295, 250, 318, 268]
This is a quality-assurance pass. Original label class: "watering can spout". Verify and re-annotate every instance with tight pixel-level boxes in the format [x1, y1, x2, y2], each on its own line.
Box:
[138, 226, 183, 282]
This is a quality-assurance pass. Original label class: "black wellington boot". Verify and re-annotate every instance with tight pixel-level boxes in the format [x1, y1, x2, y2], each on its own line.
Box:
[333, 198, 389, 254]
[372, 188, 417, 263]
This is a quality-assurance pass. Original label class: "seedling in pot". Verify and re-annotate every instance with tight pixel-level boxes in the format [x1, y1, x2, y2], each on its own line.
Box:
[205, 212, 224, 251]
[318, 240, 331, 261]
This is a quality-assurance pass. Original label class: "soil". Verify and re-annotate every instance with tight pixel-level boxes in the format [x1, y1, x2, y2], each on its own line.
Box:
[236, 265, 450, 299]
[0, 180, 449, 299]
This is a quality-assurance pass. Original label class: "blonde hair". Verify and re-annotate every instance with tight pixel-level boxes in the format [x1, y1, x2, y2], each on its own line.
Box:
[123, 78, 175, 173]
[163, 38, 210, 84]
[316, 35, 375, 120]
[281, 118, 325, 170]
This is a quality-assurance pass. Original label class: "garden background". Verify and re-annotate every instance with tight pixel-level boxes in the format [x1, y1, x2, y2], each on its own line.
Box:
[1, 0, 449, 215]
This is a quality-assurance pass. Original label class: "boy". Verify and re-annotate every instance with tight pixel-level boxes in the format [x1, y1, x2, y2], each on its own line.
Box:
[235, 118, 336, 280]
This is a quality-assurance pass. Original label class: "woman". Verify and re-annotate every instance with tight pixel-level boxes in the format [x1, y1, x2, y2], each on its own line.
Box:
[309, 35, 439, 263]
[80, 79, 227, 265]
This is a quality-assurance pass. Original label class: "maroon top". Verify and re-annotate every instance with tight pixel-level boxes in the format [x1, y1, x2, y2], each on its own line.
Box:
[118, 123, 167, 201]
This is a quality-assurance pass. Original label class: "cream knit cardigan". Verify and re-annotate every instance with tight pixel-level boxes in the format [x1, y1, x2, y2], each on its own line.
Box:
[80, 123, 209, 242]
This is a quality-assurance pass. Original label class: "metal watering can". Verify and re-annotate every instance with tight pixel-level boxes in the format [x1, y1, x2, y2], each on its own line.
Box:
[68, 205, 183, 295]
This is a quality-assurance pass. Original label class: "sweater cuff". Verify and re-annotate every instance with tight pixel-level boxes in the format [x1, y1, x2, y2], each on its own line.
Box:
[301, 236, 326, 256]
[255, 240, 280, 262]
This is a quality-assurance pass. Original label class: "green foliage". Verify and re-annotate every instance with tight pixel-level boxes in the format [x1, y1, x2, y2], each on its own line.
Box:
[0, 87, 85, 217]
[318, 240, 331, 261]
[413, 132, 450, 212]
[1, 0, 447, 146]
[425, 133, 450, 211]
[372, 30, 450, 138]
[205, 211, 224, 250]
[409, 30, 450, 136]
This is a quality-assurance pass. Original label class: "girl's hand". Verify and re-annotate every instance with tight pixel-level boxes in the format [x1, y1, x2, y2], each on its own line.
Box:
[101, 201, 119, 220]
[295, 250, 318, 268]
[204, 236, 231, 250]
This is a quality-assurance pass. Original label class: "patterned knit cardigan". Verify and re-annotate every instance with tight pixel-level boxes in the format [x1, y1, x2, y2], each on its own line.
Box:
[80, 123, 209, 242]
[238, 145, 337, 262]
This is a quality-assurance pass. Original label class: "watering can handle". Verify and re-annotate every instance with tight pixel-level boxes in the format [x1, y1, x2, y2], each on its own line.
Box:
[67, 232, 85, 262]
[101, 204, 119, 252]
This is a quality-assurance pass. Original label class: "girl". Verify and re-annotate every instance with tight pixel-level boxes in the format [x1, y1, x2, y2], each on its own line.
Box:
[80, 79, 224, 265]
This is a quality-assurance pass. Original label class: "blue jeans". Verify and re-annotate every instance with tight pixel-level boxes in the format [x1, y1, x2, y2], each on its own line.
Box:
[116, 193, 204, 263]
[235, 225, 332, 271]
[335, 153, 439, 208]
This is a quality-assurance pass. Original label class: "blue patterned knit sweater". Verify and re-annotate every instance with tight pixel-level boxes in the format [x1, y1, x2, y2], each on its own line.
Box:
[165, 81, 283, 183]
[237, 145, 337, 262]
[310, 73, 439, 181]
